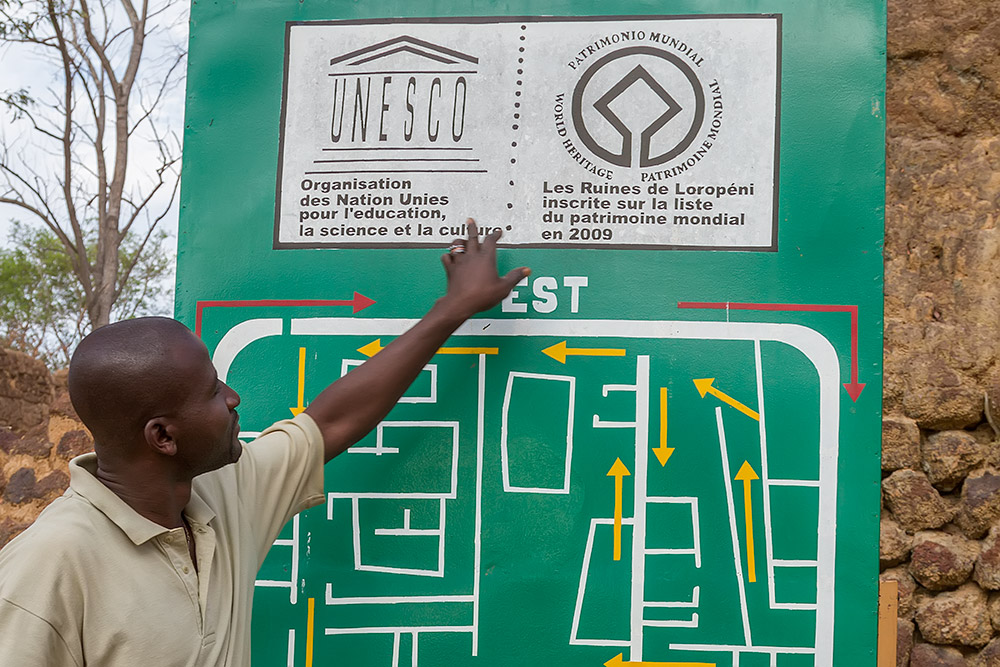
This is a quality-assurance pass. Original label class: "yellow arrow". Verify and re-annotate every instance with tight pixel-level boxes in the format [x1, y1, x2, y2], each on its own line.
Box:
[604, 654, 715, 667]
[543, 340, 626, 364]
[607, 458, 631, 561]
[357, 339, 498, 358]
[305, 597, 315, 667]
[357, 339, 384, 357]
[653, 387, 674, 466]
[290, 347, 306, 417]
[735, 461, 760, 583]
[693, 378, 760, 421]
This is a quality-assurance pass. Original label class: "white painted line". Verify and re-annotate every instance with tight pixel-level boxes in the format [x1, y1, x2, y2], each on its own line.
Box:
[341, 360, 438, 404]
[691, 496, 702, 569]
[500, 372, 576, 494]
[351, 498, 362, 571]
[286, 629, 295, 667]
[570, 518, 599, 646]
[592, 416, 637, 429]
[349, 495, 445, 577]
[373, 528, 441, 536]
[767, 479, 821, 487]
[324, 585, 474, 605]
[643, 614, 699, 628]
[348, 446, 400, 455]
[288, 318, 837, 360]
[324, 625, 475, 635]
[773, 559, 818, 568]
[771, 603, 818, 611]
[643, 496, 702, 568]
[570, 517, 635, 647]
[755, 341, 779, 612]
[392, 632, 400, 667]
[603, 382, 638, 396]
[647, 495, 699, 503]
[333, 421, 460, 500]
[373, 506, 429, 536]
[254, 514, 300, 604]
[214, 318, 282, 382]
[353, 564, 445, 578]
[437, 498, 447, 578]
[644, 586, 700, 609]
[328, 492, 455, 500]
[630, 356, 650, 662]
[644, 548, 698, 556]
[290, 514, 299, 605]
[670, 643, 816, 655]
[472, 354, 486, 656]
[718, 407, 752, 647]
[593, 380, 640, 428]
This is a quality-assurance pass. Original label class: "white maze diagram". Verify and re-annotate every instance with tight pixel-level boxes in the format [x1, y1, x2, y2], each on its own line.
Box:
[213, 318, 840, 667]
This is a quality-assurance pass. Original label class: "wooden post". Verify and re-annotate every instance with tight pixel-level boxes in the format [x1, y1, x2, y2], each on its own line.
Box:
[877, 580, 899, 667]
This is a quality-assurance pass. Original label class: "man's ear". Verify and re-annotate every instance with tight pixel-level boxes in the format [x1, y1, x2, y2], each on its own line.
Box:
[144, 418, 177, 456]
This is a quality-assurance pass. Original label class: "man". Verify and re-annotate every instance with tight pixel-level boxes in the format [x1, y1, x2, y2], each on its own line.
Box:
[0, 222, 527, 666]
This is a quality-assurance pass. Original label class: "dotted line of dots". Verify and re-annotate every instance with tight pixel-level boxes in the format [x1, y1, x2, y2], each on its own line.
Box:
[507, 25, 527, 211]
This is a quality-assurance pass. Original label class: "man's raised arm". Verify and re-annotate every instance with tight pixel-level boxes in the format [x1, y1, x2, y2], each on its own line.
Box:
[304, 220, 529, 463]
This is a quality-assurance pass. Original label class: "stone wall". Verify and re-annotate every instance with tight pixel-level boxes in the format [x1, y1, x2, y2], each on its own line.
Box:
[0, 349, 92, 546]
[883, 0, 1000, 664]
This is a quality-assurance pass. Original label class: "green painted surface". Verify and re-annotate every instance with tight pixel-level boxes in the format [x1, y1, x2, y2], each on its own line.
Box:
[177, 1, 885, 665]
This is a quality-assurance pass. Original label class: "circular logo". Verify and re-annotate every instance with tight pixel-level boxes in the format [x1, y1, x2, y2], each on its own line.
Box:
[571, 46, 706, 169]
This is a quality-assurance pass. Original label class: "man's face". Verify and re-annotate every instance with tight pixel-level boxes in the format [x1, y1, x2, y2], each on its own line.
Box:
[165, 333, 243, 475]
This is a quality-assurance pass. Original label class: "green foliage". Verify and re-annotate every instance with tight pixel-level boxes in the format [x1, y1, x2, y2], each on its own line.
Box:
[0, 222, 173, 367]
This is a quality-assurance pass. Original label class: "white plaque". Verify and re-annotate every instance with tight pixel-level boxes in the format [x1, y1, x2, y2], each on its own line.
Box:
[275, 16, 780, 249]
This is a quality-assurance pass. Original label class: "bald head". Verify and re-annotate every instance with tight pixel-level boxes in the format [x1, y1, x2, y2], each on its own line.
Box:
[69, 317, 207, 456]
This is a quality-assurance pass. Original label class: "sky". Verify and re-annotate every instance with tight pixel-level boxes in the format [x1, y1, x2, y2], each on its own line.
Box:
[0, 0, 190, 311]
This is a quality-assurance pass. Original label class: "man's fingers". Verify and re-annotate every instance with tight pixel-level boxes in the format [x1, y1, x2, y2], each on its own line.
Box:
[502, 267, 531, 290]
[441, 253, 454, 269]
[465, 218, 480, 252]
[447, 238, 466, 262]
[483, 228, 502, 256]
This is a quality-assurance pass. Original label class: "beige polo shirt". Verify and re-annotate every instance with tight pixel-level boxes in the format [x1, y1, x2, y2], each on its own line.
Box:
[0, 413, 325, 667]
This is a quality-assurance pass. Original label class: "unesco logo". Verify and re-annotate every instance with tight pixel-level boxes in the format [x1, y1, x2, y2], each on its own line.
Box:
[570, 46, 707, 169]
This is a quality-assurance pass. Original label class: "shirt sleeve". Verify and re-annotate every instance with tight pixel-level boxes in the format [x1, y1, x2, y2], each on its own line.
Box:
[0, 598, 82, 667]
[233, 412, 325, 556]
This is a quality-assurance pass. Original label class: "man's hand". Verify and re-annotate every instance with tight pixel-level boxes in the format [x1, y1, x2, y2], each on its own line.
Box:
[306, 217, 530, 462]
[438, 219, 530, 320]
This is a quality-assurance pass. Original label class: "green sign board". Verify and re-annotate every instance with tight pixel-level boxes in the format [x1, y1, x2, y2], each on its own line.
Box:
[177, 2, 885, 666]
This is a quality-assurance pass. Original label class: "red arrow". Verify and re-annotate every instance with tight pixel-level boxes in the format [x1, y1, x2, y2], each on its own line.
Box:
[195, 292, 375, 337]
[677, 301, 865, 402]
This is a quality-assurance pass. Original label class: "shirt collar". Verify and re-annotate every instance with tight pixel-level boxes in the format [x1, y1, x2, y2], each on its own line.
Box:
[68, 453, 218, 545]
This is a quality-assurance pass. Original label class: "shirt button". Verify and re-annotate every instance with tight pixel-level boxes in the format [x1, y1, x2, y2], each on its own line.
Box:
[165, 535, 174, 544]
[182, 566, 190, 574]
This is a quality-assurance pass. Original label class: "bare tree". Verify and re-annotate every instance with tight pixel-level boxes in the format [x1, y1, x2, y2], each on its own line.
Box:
[0, 0, 184, 330]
